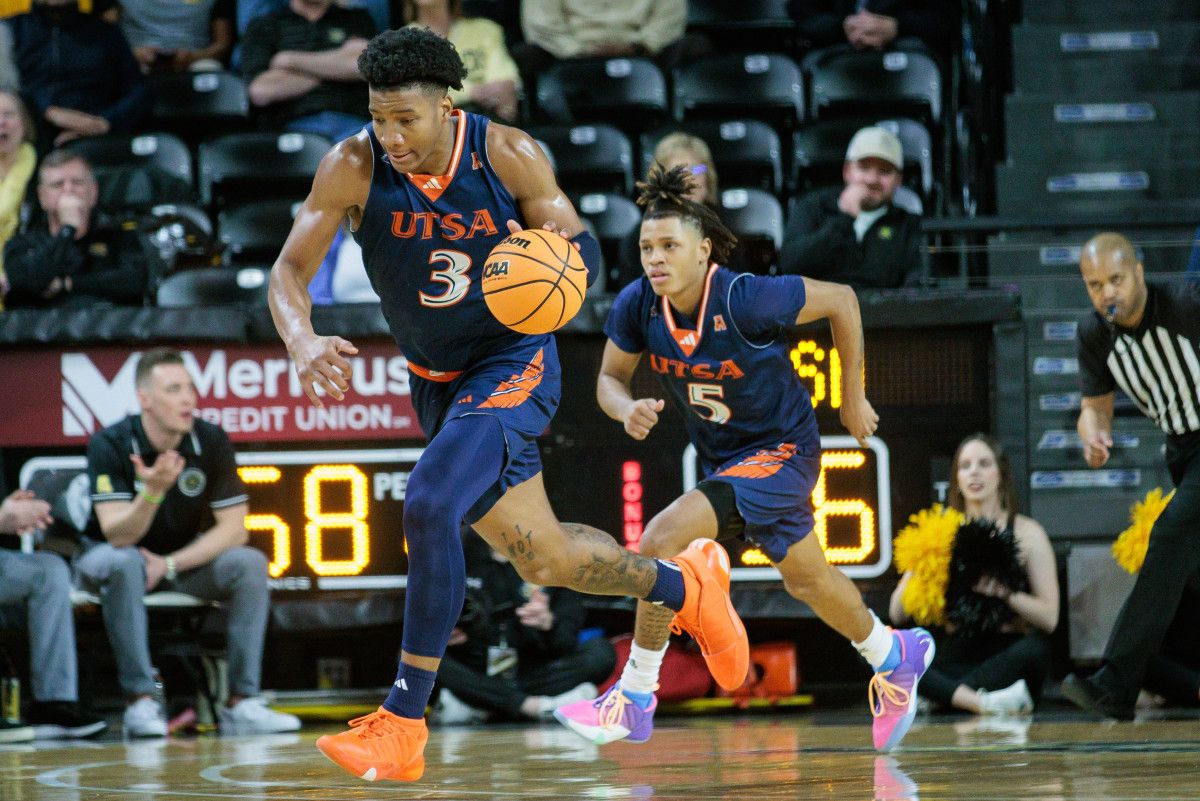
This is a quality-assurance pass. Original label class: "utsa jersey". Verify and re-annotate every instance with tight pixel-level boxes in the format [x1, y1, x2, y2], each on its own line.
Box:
[353, 110, 552, 376]
[606, 265, 820, 473]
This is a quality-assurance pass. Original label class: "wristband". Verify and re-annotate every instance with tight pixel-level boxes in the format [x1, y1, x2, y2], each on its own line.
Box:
[141, 490, 165, 504]
[164, 555, 177, 582]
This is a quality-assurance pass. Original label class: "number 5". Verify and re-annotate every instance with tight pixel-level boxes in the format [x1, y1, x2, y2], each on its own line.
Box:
[687, 382, 731, 424]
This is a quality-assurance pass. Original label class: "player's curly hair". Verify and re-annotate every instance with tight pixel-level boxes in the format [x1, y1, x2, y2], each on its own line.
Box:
[636, 162, 737, 265]
[357, 27, 468, 92]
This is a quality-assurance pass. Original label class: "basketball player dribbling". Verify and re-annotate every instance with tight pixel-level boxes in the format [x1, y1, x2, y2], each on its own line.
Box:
[555, 164, 934, 753]
[266, 28, 747, 782]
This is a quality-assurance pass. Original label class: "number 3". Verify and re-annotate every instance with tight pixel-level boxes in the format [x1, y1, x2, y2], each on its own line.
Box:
[688, 383, 732, 424]
[419, 249, 472, 307]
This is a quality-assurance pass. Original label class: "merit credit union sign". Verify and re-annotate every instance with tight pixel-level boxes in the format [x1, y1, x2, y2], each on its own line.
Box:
[0, 344, 423, 446]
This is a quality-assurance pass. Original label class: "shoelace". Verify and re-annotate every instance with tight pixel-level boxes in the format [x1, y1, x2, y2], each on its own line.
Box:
[597, 689, 633, 731]
[868, 670, 910, 718]
[347, 711, 402, 739]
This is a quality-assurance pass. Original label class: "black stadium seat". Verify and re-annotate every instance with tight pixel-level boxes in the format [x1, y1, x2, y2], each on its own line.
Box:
[686, 0, 796, 53]
[641, 119, 784, 198]
[156, 266, 270, 308]
[146, 71, 250, 142]
[197, 131, 330, 207]
[718, 188, 783, 275]
[535, 57, 669, 132]
[674, 53, 805, 135]
[68, 132, 193, 189]
[528, 125, 634, 196]
[573, 192, 642, 291]
[791, 118, 934, 203]
[218, 198, 303, 264]
[808, 50, 942, 127]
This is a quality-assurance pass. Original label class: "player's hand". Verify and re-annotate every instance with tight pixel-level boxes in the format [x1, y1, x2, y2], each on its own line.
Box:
[506, 218, 575, 244]
[516, 589, 554, 631]
[289, 333, 358, 408]
[623, 398, 664, 440]
[131, 450, 185, 497]
[447, 627, 467, 646]
[140, 547, 167, 592]
[839, 394, 878, 448]
[1083, 430, 1112, 468]
[0, 490, 53, 534]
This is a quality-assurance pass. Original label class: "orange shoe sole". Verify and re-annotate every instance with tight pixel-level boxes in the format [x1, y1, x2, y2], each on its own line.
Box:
[315, 733, 426, 782]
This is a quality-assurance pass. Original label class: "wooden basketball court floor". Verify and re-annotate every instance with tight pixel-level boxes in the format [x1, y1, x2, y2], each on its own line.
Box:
[5, 712, 1200, 800]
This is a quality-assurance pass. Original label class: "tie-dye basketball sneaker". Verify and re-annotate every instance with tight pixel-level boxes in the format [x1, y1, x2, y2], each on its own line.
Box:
[555, 683, 658, 745]
[869, 628, 935, 752]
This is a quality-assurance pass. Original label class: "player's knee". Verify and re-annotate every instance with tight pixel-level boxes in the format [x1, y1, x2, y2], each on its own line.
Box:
[638, 521, 693, 559]
[780, 562, 832, 602]
[401, 487, 452, 548]
[515, 553, 571, 587]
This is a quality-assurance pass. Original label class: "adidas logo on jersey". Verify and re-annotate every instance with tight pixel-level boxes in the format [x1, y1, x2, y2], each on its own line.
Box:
[679, 333, 696, 347]
[422, 177, 442, 190]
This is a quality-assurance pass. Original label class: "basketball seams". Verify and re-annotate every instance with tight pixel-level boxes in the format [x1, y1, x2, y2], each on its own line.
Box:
[481, 228, 586, 333]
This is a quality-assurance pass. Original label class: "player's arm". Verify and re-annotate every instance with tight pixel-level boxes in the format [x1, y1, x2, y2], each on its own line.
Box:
[1077, 393, 1114, 468]
[487, 123, 602, 287]
[598, 340, 663, 440]
[268, 136, 370, 407]
[795, 277, 878, 446]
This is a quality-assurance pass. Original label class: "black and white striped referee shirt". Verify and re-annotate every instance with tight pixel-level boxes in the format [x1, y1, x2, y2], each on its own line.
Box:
[1078, 280, 1200, 437]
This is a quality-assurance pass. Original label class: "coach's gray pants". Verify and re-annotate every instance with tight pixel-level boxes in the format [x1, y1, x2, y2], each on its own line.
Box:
[74, 544, 270, 699]
[0, 551, 78, 702]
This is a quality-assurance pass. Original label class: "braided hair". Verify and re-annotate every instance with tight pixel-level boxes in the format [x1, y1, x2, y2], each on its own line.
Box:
[636, 162, 737, 265]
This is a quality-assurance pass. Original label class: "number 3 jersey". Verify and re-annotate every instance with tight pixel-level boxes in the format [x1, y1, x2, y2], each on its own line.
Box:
[605, 265, 821, 475]
[353, 110, 551, 375]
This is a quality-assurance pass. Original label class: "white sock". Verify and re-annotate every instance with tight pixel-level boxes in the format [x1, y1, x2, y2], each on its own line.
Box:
[852, 612, 895, 670]
[620, 642, 668, 695]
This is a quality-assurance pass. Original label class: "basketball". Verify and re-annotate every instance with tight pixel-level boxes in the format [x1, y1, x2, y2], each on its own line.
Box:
[482, 228, 588, 335]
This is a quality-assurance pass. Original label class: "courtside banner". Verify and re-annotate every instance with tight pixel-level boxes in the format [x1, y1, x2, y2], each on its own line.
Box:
[0, 344, 423, 446]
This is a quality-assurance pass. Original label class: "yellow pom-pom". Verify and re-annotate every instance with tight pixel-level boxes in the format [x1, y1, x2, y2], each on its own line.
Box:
[1112, 487, 1174, 574]
[893, 504, 963, 627]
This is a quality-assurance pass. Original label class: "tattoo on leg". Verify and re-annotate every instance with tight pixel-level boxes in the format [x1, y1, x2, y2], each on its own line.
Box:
[633, 600, 677, 651]
[561, 522, 657, 597]
[501, 525, 536, 563]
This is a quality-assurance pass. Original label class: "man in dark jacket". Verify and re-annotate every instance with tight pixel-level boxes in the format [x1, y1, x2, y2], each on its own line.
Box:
[432, 530, 616, 724]
[3, 150, 148, 308]
[779, 125, 922, 290]
[7, 0, 149, 149]
[788, 0, 957, 57]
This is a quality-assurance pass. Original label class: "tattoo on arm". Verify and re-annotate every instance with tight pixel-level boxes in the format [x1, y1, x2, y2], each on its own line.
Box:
[561, 522, 658, 597]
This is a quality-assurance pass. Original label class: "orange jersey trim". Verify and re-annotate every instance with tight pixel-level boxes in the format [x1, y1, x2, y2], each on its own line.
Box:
[479, 349, 545, 409]
[717, 443, 798, 479]
[407, 109, 468, 203]
[408, 362, 464, 382]
[662, 263, 719, 358]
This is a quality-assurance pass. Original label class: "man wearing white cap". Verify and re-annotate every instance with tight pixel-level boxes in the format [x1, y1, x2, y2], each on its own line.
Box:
[780, 125, 922, 289]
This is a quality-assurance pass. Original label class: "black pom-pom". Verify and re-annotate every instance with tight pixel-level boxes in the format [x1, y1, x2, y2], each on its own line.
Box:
[944, 518, 1027, 638]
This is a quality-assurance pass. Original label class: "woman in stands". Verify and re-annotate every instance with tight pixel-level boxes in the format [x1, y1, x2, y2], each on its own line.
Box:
[0, 90, 36, 311]
[889, 434, 1059, 715]
[399, 0, 520, 122]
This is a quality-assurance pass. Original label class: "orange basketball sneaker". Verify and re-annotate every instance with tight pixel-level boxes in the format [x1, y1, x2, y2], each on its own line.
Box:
[315, 707, 427, 782]
[669, 538, 748, 691]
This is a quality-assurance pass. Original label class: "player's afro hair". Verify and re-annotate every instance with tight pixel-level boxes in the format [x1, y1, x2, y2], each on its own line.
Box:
[638, 162, 737, 265]
[357, 27, 468, 92]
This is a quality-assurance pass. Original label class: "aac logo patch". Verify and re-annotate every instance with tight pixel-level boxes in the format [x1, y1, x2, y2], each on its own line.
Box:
[178, 467, 207, 498]
[96, 474, 113, 494]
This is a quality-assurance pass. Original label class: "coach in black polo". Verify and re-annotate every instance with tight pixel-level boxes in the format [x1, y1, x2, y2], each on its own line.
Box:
[77, 348, 299, 737]
[1063, 232, 1200, 719]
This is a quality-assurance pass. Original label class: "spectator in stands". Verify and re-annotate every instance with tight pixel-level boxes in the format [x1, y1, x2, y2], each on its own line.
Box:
[3, 149, 149, 308]
[0, 488, 108, 741]
[6, 0, 149, 149]
[307, 222, 380, 305]
[0, 90, 36, 312]
[779, 125, 922, 290]
[431, 530, 615, 725]
[889, 434, 1058, 715]
[239, 0, 389, 42]
[116, 0, 236, 73]
[242, 0, 376, 144]
[789, 0, 957, 60]
[399, 0, 520, 122]
[75, 348, 302, 738]
[514, 0, 699, 91]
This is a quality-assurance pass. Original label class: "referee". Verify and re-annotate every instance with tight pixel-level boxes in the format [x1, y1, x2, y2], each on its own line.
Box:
[1063, 232, 1200, 719]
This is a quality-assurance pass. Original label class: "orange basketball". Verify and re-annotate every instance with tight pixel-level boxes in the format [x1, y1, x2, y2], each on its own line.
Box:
[482, 228, 588, 335]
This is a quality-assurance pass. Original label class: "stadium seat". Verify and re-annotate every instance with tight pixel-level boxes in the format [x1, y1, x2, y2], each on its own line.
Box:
[156, 266, 270, 308]
[674, 53, 805, 135]
[685, 0, 796, 53]
[791, 118, 934, 203]
[573, 192, 642, 292]
[218, 198, 303, 264]
[528, 125, 635, 196]
[535, 57, 669, 132]
[718, 188, 783, 275]
[808, 50, 942, 128]
[995, 160, 1200, 215]
[197, 131, 330, 208]
[146, 71, 251, 143]
[67, 132, 193, 189]
[641, 119, 784, 198]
